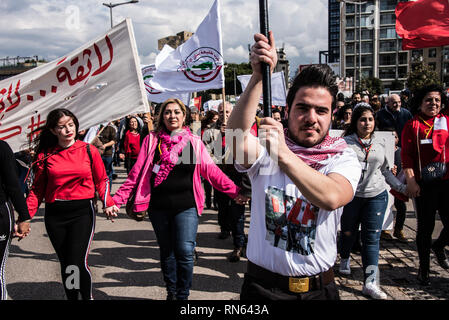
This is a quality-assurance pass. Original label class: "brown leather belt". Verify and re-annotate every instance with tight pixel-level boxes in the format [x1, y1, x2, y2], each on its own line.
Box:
[247, 261, 335, 294]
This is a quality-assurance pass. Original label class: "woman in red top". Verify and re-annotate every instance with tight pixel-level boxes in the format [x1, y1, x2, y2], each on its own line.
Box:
[401, 85, 449, 285]
[26, 109, 118, 300]
[120, 116, 141, 174]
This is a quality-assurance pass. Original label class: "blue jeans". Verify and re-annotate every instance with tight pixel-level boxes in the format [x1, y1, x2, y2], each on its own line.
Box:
[215, 190, 246, 248]
[340, 190, 388, 283]
[101, 155, 113, 183]
[149, 207, 198, 300]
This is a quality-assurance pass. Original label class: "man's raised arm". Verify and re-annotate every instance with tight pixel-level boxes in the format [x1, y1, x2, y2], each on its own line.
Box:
[226, 32, 277, 168]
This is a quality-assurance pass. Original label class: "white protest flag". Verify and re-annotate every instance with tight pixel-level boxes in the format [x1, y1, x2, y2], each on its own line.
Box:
[142, 64, 191, 106]
[238, 71, 287, 106]
[0, 19, 149, 152]
[148, 0, 224, 92]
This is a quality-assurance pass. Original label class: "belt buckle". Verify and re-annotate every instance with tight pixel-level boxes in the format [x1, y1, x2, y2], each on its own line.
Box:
[288, 277, 309, 293]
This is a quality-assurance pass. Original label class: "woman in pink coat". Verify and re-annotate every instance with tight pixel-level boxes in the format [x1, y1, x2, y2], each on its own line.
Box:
[112, 98, 247, 300]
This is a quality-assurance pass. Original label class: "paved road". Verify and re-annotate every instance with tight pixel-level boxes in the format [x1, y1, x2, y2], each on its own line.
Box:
[5, 166, 449, 300]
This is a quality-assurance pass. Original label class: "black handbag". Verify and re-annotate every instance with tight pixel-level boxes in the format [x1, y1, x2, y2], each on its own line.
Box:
[125, 190, 147, 221]
[420, 162, 447, 183]
[417, 125, 447, 183]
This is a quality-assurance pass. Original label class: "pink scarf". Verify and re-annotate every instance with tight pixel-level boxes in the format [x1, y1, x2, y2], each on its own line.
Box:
[284, 129, 348, 170]
[153, 127, 192, 187]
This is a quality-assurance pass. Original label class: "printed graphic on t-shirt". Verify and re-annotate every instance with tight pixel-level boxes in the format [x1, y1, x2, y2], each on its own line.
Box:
[265, 186, 318, 255]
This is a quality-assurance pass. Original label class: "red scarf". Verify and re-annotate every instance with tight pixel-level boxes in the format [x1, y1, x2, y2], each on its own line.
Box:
[153, 127, 192, 187]
[284, 129, 348, 170]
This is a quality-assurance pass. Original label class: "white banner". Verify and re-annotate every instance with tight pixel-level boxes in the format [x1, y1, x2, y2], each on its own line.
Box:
[0, 19, 149, 152]
[237, 71, 287, 106]
[203, 99, 222, 112]
[148, 0, 224, 92]
[142, 64, 191, 106]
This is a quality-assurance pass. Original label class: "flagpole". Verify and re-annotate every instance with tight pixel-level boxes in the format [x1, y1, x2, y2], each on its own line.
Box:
[222, 86, 227, 124]
[259, 0, 272, 117]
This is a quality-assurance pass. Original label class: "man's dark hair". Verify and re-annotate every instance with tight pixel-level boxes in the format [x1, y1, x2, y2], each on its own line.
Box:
[286, 64, 338, 115]
[409, 84, 448, 115]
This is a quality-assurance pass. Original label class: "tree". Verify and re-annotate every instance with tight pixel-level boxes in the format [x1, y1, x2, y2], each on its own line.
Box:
[357, 77, 384, 95]
[208, 62, 252, 97]
[406, 62, 442, 93]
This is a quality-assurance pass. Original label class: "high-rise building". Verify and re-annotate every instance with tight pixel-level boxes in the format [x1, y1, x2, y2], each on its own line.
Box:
[332, 0, 449, 91]
[275, 47, 290, 86]
[329, 0, 341, 64]
[158, 31, 194, 50]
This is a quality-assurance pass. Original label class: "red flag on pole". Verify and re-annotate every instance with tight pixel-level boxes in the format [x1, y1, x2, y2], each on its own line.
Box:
[396, 0, 449, 50]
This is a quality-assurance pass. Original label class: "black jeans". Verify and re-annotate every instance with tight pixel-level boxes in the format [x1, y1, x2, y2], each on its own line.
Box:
[215, 190, 246, 248]
[415, 179, 449, 271]
[240, 272, 340, 300]
[394, 198, 407, 232]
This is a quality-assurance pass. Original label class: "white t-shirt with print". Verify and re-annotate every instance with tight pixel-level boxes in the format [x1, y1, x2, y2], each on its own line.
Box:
[236, 146, 361, 277]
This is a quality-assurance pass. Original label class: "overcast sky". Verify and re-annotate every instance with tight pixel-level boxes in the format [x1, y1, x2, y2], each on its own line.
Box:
[0, 0, 328, 78]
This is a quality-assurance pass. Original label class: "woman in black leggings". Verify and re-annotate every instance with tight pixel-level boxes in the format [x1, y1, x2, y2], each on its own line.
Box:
[26, 109, 118, 300]
[0, 140, 31, 300]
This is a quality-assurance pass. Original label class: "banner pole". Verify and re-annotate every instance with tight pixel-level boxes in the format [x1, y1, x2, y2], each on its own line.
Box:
[259, 0, 272, 117]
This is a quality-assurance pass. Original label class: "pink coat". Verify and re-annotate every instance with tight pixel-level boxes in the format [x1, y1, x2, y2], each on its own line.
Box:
[112, 131, 240, 216]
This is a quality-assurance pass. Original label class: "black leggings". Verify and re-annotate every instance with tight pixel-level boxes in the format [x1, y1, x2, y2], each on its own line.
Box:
[45, 199, 96, 300]
[415, 180, 449, 272]
[0, 202, 13, 300]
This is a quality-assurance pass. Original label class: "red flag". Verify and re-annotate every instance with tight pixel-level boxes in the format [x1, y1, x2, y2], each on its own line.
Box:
[396, 0, 449, 50]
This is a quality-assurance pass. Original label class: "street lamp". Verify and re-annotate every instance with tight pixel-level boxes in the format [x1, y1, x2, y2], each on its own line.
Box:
[102, 0, 139, 28]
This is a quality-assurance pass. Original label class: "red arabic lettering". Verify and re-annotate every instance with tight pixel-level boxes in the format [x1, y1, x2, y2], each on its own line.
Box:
[0, 125, 22, 141]
[56, 35, 113, 87]
[27, 114, 46, 143]
[0, 80, 21, 113]
[91, 35, 113, 76]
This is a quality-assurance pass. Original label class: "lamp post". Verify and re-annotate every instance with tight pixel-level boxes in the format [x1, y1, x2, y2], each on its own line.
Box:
[102, 0, 139, 28]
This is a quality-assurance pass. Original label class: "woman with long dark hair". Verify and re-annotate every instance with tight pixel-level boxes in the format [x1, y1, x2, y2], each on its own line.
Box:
[26, 108, 117, 300]
[119, 116, 142, 174]
[112, 99, 247, 300]
[338, 103, 407, 299]
[401, 84, 449, 285]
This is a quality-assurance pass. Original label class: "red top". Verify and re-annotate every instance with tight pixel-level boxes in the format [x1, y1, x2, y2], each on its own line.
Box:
[26, 140, 115, 217]
[124, 131, 141, 159]
[401, 113, 449, 181]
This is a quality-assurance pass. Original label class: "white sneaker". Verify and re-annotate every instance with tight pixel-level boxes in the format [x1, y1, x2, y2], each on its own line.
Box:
[339, 258, 351, 275]
[362, 282, 387, 300]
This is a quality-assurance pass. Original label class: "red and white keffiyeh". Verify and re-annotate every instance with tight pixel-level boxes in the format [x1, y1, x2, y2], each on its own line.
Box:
[284, 129, 348, 170]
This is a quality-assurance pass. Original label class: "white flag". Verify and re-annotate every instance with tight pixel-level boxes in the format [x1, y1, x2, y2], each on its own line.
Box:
[148, 0, 224, 92]
[238, 71, 287, 106]
[0, 19, 149, 153]
[142, 64, 191, 106]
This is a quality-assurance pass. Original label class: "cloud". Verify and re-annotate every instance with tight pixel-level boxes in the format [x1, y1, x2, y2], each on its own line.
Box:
[0, 0, 329, 78]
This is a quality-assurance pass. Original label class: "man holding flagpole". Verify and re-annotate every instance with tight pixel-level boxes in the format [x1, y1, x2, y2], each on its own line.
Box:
[227, 31, 361, 300]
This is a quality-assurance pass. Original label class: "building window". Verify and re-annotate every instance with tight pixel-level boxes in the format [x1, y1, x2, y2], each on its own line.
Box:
[380, 13, 395, 25]
[379, 67, 396, 79]
[398, 66, 408, 78]
[346, 56, 355, 68]
[346, 43, 355, 54]
[346, 30, 355, 41]
[380, 40, 396, 52]
[399, 52, 408, 65]
[361, 29, 373, 40]
[380, 27, 397, 39]
[411, 49, 424, 62]
[379, 53, 396, 66]
[428, 62, 437, 70]
[346, 69, 355, 78]
[380, 0, 397, 11]
[361, 42, 373, 54]
[428, 48, 437, 58]
[346, 16, 355, 27]
[346, 3, 355, 14]
[361, 54, 373, 67]
[361, 69, 373, 79]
